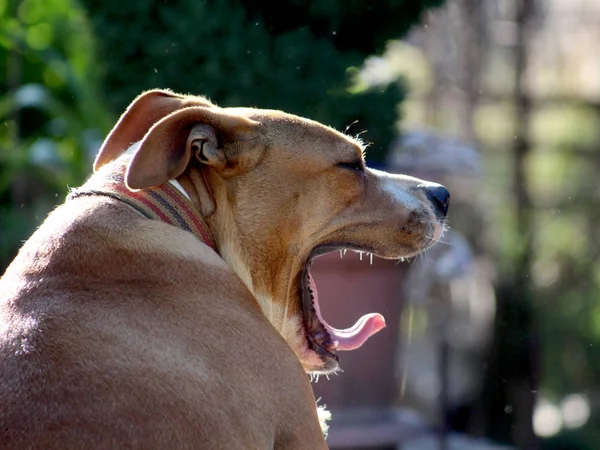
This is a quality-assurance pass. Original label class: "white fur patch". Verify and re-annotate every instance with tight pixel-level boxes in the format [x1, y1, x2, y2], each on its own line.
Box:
[384, 178, 416, 207]
[168, 179, 192, 201]
[369, 168, 445, 212]
[124, 140, 141, 155]
[317, 401, 332, 437]
[369, 168, 418, 209]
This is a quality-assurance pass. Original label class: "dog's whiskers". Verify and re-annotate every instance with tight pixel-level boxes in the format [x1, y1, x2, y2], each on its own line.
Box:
[423, 234, 452, 246]
[419, 219, 450, 226]
[344, 120, 359, 134]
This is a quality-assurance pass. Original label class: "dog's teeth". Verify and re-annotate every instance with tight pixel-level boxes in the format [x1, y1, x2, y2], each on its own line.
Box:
[370, 253, 373, 265]
[343, 249, 347, 255]
[333, 340, 339, 349]
[359, 251, 363, 261]
[340, 249, 343, 258]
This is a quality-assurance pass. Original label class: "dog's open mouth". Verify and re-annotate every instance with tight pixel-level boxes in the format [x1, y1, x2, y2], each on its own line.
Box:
[301, 246, 387, 373]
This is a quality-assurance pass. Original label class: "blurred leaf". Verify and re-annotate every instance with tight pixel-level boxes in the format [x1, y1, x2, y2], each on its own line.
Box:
[0, 0, 112, 270]
[80, 0, 442, 163]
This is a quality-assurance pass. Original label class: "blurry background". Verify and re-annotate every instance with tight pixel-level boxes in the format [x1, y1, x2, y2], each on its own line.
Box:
[1, 0, 599, 448]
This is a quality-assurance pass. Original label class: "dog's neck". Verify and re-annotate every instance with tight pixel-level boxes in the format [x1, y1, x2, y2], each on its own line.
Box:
[102, 146, 300, 347]
[69, 161, 217, 251]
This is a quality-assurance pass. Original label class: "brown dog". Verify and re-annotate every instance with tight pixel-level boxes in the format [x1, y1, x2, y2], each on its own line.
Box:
[0, 90, 449, 449]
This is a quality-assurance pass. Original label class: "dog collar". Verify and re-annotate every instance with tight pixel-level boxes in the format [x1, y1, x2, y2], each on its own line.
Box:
[68, 167, 217, 251]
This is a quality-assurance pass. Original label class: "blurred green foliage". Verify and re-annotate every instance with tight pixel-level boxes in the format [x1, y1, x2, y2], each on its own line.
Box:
[80, 0, 442, 163]
[480, 100, 600, 447]
[0, 0, 112, 269]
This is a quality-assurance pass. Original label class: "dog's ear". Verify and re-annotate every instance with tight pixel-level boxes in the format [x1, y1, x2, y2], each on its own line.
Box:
[125, 106, 260, 190]
[94, 89, 214, 172]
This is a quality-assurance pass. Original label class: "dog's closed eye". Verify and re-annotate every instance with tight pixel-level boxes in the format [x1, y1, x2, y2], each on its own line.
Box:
[336, 161, 365, 173]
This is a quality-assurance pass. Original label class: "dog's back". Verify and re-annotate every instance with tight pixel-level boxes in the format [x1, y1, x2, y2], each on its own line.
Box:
[0, 173, 324, 449]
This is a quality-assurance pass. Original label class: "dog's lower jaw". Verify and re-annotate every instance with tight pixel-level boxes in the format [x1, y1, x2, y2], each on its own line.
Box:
[252, 291, 333, 374]
[253, 294, 306, 356]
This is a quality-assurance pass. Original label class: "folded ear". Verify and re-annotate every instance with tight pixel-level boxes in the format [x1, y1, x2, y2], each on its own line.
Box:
[125, 106, 261, 190]
[93, 89, 214, 172]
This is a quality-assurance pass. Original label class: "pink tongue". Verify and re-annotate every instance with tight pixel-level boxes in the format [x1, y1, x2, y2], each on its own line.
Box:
[308, 274, 386, 351]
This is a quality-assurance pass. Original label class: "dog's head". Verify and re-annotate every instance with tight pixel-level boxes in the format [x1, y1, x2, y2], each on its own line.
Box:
[95, 89, 449, 374]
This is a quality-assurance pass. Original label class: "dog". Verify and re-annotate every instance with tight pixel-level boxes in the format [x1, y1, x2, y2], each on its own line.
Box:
[0, 89, 449, 449]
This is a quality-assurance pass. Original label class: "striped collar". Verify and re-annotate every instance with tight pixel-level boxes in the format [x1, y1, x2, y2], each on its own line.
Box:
[68, 163, 216, 251]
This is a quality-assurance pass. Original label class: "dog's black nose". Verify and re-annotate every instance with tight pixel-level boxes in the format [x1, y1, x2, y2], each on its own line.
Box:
[423, 185, 450, 217]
